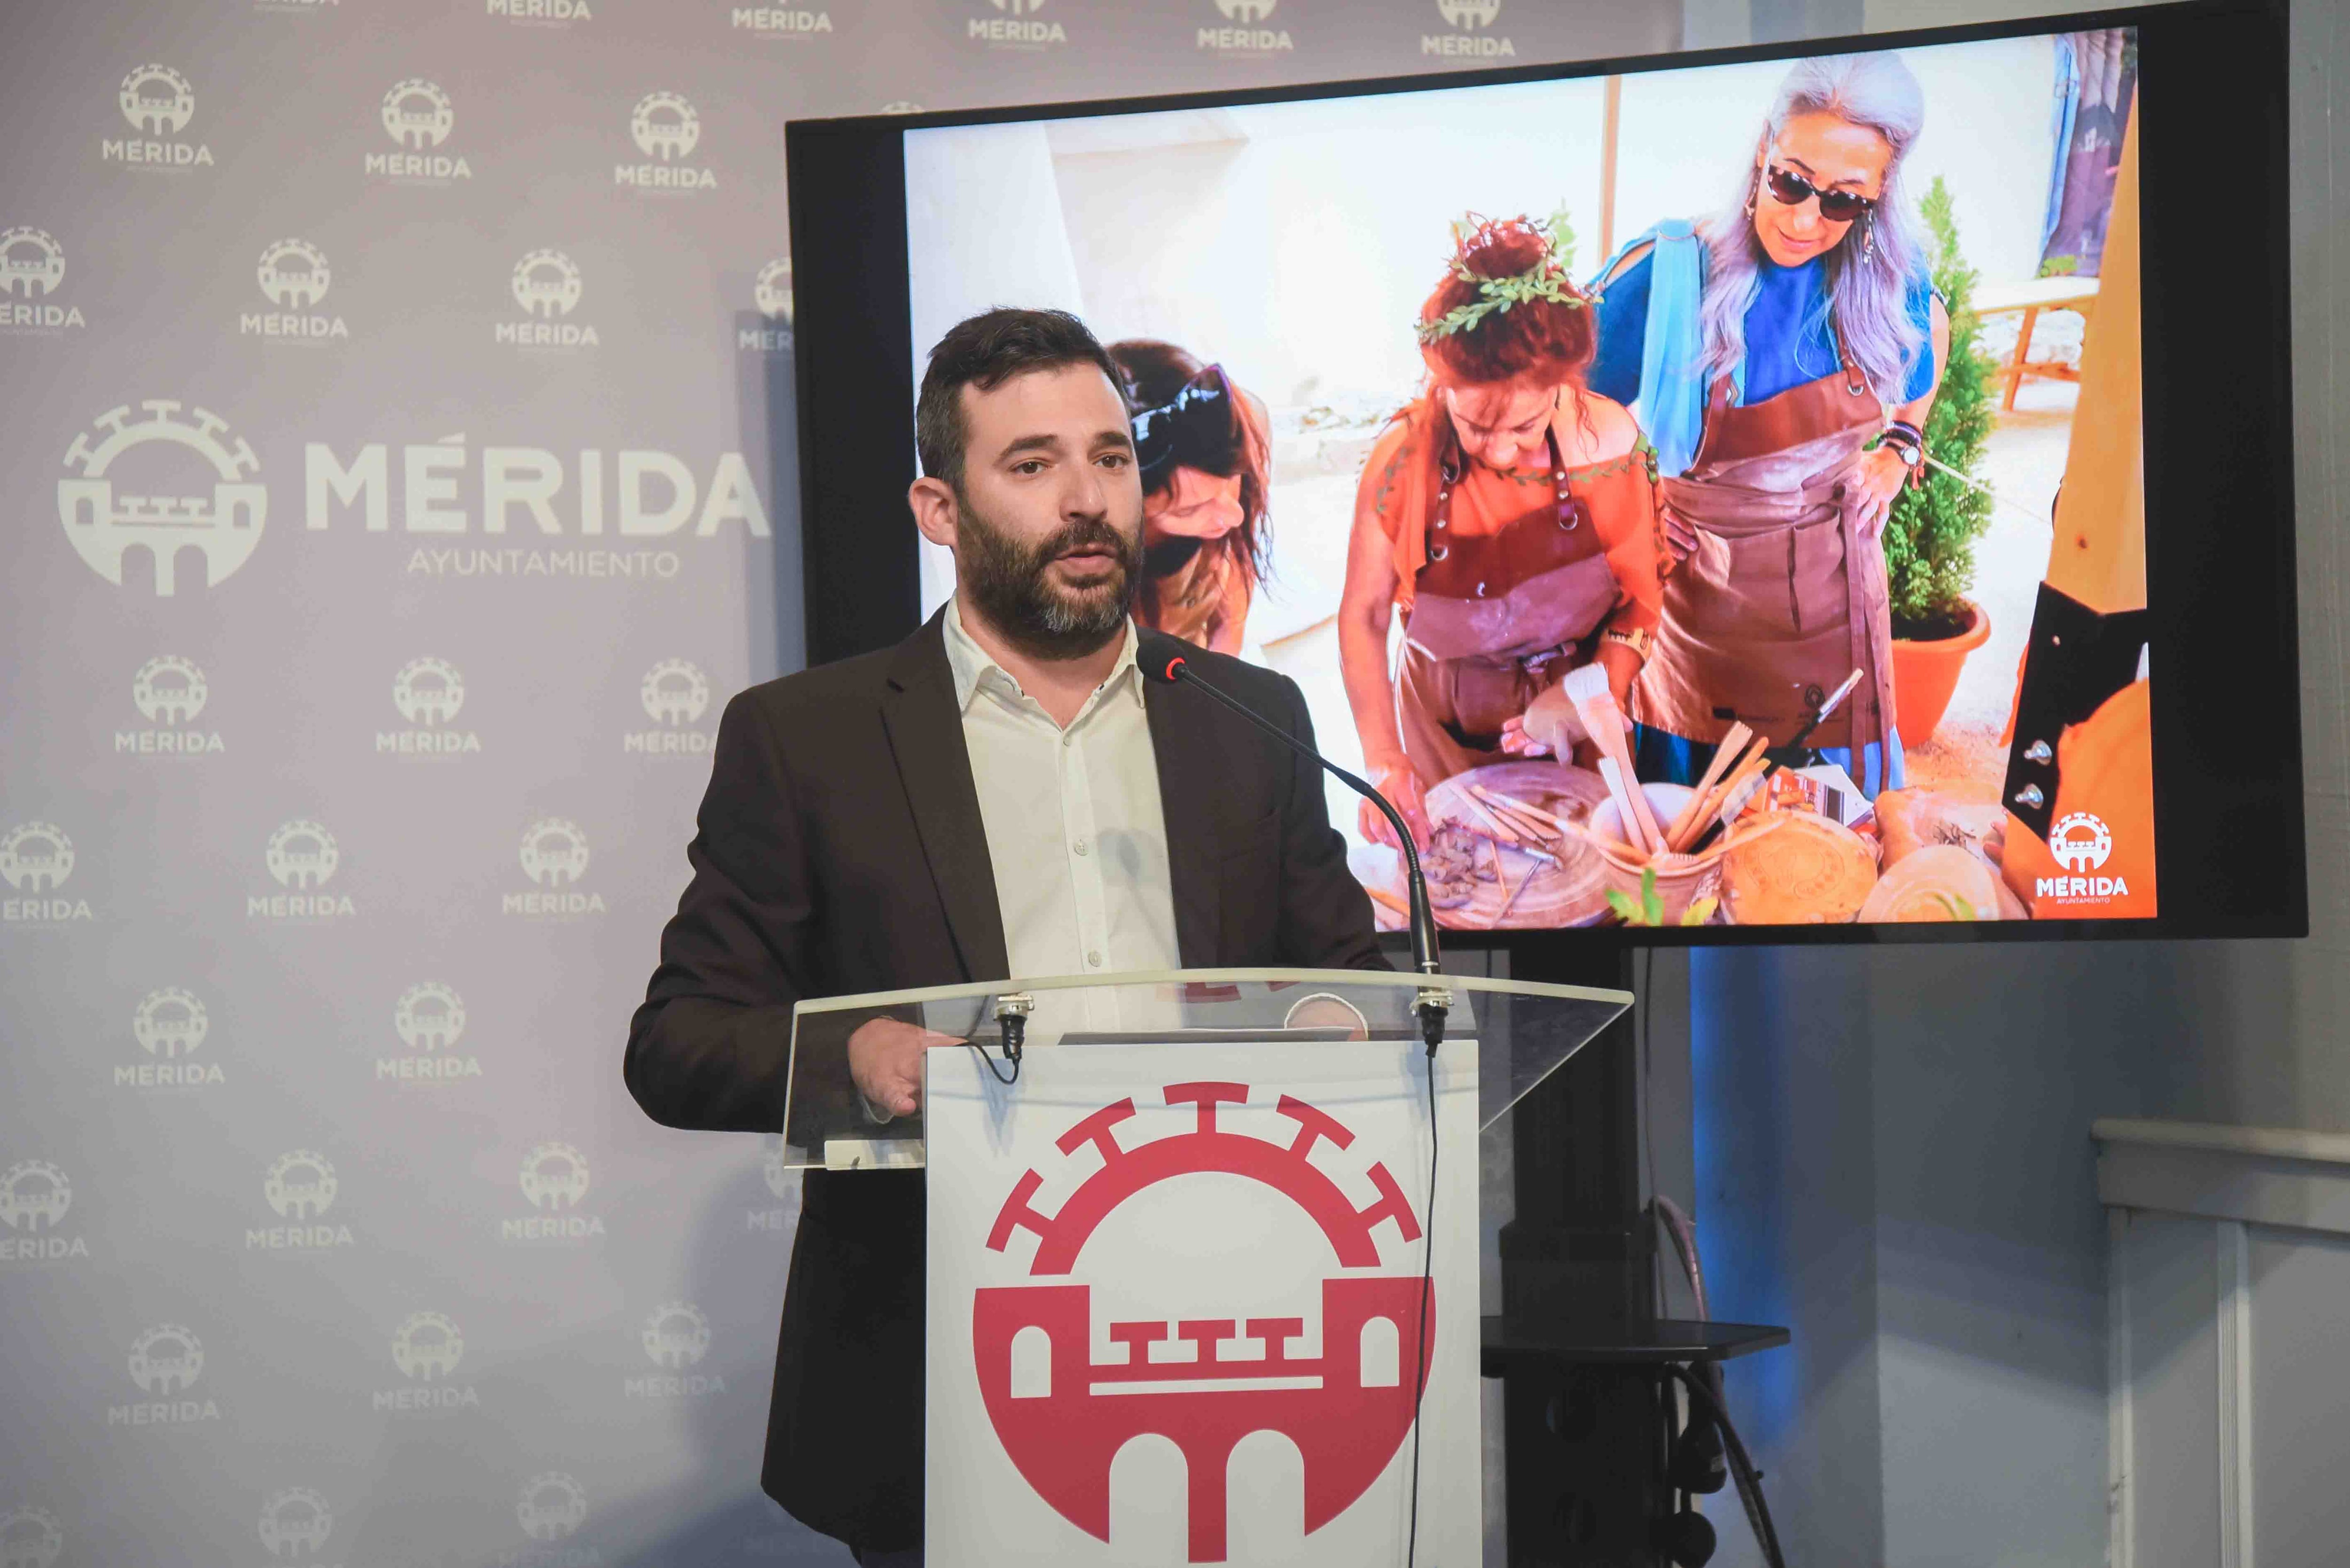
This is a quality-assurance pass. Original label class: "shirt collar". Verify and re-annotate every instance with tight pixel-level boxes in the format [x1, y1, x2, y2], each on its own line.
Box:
[942, 597, 1143, 716]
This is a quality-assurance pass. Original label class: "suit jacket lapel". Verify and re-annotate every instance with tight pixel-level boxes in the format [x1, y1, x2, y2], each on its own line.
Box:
[1139, 631, 1221, 967]
[879, 611, 1010, 983]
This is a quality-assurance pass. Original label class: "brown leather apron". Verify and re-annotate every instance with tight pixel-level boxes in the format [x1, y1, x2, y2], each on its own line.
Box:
[1396, 425, 1622, 788]
[1633, 344, 1891, 754]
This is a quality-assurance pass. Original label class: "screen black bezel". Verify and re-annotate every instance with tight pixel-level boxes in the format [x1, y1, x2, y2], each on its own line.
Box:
[786, 0, 2304, 949]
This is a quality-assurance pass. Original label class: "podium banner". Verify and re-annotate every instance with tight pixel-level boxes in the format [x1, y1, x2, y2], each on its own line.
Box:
[924, 1038, 1479, 1566]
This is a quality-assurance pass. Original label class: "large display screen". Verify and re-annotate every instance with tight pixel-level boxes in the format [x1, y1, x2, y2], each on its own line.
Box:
[904, 30, 2155, 933]
[786, 0, 2304, 943]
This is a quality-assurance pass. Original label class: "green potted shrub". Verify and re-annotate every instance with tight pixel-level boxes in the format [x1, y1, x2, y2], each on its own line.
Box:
[1881, 174, 1998, 745]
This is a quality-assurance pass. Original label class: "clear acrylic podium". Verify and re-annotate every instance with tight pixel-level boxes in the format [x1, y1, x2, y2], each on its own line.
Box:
[782, 968, 1630, 1566]
[779, 967, 1630, 1172]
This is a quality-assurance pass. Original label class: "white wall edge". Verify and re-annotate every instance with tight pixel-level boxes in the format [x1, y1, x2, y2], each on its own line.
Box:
[2094, 1120, 2350, 1237]
[2092, 1118, 2350, 1167]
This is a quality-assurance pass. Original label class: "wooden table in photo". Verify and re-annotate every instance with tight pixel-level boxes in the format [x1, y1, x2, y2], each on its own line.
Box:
[1974, 276, 2102, 411]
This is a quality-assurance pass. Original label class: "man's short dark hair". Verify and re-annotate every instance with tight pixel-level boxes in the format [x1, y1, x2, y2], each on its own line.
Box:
[914, 307, 1127, 489]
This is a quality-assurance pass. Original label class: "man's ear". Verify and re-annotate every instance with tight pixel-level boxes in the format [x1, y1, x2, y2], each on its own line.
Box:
[909, 474, 958, 550]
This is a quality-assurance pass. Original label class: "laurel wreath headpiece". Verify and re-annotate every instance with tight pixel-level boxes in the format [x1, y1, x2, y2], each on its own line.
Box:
[1413, 206, 1592, 344]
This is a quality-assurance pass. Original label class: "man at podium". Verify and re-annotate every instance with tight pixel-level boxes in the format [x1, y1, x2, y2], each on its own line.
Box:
[625, 307, 1388, 1563]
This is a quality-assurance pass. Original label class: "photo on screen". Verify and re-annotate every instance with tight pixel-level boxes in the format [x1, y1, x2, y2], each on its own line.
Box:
[903, 28, 2148, 932]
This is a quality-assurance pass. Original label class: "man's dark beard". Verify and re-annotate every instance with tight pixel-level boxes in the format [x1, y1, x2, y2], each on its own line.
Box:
[954, 491, 1142, 661]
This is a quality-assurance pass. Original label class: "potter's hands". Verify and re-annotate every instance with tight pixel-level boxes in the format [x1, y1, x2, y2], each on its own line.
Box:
[1357, 758, 1432, 852]
[1501, 683, 1632, 758]
[846, 1017, 963, 1119]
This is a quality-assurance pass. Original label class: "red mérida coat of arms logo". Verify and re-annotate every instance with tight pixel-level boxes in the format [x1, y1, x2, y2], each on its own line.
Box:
[972, 1080, 1431, 1563]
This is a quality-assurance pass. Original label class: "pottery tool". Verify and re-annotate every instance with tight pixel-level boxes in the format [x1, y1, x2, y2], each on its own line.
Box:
[1596, 757, 1656, 856]
[1473, 786, 1573, 835]
[1758, 669, 1864, 783]
[1455, 821, 1562, 866]
[1450, 787, 1522, 848]
[1468, 786, 1558, 845]
[1670, 729, 1771, 852]
[1661, 721, 1752, 850]
[1687, 748, 1777, 853]
[1495, 853, 1538, 921]
[1560, 664, 1666, 852]
[1687, 668, 1869, 853]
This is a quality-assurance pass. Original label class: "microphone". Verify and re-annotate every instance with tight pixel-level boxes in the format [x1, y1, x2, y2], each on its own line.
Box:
[1152, 654, 1446, 1016]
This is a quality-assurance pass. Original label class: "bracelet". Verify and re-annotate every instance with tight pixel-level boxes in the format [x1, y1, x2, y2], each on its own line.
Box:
[1602, 625, 1654, 659]
[1882, 420, 1925, 469]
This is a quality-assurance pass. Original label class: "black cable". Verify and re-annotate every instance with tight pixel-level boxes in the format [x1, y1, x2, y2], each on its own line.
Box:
[1667, 1363, 1788, 1568]
[1404, 1036, 1438, 1568]
[962, 1035, 1019, 1086]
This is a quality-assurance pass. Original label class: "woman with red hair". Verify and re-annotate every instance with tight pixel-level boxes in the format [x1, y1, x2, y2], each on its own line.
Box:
[1338, 212, 1666, 850]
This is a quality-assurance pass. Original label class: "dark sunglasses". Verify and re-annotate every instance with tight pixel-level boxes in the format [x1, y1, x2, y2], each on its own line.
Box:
[1130, 363, 1241, 489]
[1765, 163, 1877, 222]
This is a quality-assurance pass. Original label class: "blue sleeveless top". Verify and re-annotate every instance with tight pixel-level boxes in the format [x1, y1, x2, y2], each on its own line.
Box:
[1587, 225, 1936, 477]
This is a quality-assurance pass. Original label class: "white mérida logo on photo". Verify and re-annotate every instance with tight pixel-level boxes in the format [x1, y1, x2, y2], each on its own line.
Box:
[501, 250, 597, 350]
[1426, 0, 1514, 56]
[105, 64, 215, 170]
[627, 1302, 724, 1398]
[504, 1140, 604, 1243]
[506, 819, 603, 917]
[112, 1323, 221, 1427]
[370, 79, 472, 182]
[382, 981, 481, 1085]
[627, 659, 713, 756]
[1198, 0, 1292, 56]
[59, 400, 266, 596]
[970, 0, 1066, 47]
[380, 656, 481, 758]
[0, 1508, 65, 1568]
[250, 1150, 355, 1252]
[121, 655, 225, 757]
[0, 226, 86, 334]
[251, 819, 356, 920]
[379, 1310, 478, 1413]
[2037, 811, 2132, 903]
[121, 986, 226, 1089]
[489, 0, 595, 26]
[243, 239, 349, 343]
[739, 257, 792, 353]
[258, 1488, 334, 1561]
[730, 0, 833, 40]
[618, 92, 715, 194]
[1, 822, 92, 926]
[1, 1159, 88, 1264]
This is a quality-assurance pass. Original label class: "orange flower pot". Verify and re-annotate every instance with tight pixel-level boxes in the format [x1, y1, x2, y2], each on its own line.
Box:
[1890, 598, 1990, 747]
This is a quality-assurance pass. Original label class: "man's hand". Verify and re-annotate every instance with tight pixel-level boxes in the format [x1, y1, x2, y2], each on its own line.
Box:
[846, 1017, 963, 1119]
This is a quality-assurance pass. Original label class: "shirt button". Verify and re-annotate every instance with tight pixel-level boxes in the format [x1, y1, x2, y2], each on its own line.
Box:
[1087, 950, 1103, 968]
[1073, 839, 1089, 856]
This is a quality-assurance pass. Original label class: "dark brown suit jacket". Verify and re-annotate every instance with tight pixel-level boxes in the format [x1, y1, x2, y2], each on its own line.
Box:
[624, 608, 1387, 1552]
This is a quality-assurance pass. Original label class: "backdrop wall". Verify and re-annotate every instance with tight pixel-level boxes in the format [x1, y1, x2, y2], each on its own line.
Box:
[0, 4, 1681, 1567]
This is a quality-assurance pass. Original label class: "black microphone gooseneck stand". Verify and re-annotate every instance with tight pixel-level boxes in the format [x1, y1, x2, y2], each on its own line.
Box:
[1154, 653, 1450, 1568]
[1155, 655, 1450, 1044]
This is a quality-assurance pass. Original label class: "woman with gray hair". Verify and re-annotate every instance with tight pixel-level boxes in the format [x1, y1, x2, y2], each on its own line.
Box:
[1579, 51, 1950, 797]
